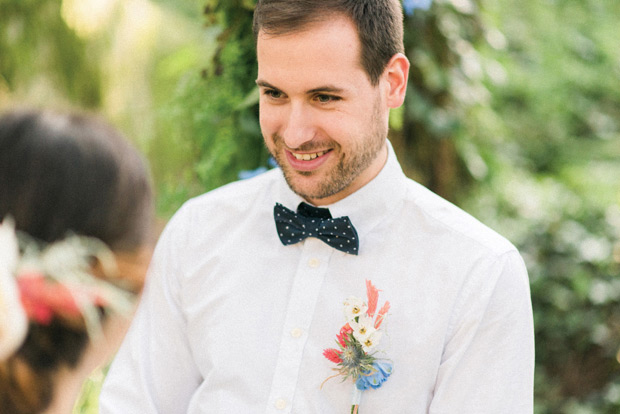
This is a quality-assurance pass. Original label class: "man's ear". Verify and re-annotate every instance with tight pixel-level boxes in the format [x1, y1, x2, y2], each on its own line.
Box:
[383, 53, 410, 109]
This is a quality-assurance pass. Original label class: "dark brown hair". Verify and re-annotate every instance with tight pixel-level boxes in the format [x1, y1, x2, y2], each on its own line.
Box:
[0, 108, 153, 414]
[253, 0, 404, 85]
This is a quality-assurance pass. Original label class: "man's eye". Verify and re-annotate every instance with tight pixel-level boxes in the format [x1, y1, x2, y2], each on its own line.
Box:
[316, 94, 339, 103]
[264, 89, 283, 99]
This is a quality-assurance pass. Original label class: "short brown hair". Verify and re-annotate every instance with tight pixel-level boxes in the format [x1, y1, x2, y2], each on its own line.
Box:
[253, 0, 404, 85]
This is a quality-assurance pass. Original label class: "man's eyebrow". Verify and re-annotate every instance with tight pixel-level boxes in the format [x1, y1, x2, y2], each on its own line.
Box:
[256, 80, 278, 89]
[256, 80, 345, 95]
[307, 85, 345, 94]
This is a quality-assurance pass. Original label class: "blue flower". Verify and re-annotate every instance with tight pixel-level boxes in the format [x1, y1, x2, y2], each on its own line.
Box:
[355, 360, 393, 390]
[402, 0, 433, 16]
[238, 166, 268, 180]
[238, 157, 279, 180]
[267, 157, 278, 168]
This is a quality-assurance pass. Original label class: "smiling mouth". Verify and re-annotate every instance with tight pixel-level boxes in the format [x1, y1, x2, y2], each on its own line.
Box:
[290, 150, 329, 161]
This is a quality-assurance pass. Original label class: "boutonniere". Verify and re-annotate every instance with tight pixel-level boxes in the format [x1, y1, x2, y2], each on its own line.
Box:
[322, 280, 392, 414]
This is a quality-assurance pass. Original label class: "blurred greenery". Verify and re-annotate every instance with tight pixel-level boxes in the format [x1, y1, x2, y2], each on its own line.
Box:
[1, 0, 619, 412]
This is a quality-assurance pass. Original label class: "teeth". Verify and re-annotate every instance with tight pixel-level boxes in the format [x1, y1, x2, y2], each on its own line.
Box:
[292, 151, 326, 161]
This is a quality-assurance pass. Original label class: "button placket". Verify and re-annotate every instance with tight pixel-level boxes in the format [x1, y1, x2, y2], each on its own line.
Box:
[275, 399, 287, 410]
[264, 239, 332, 413]
[308, 258, 320, 268]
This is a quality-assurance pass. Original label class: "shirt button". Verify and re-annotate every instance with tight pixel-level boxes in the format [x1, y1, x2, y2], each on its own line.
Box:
[275, 398, 287, 410]
[291, 328, 303, 338]
[308, 258, 320, 268]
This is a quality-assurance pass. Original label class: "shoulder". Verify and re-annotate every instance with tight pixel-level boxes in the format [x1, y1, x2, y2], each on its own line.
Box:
[158, 169, 280, 247]
[396, 180, 530, 310]
[179, 168, 279, 220]
[401, 178, 517, 258]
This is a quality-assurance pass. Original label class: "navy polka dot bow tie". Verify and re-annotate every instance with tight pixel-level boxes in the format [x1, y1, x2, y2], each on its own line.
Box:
[274, 202, 359, 255]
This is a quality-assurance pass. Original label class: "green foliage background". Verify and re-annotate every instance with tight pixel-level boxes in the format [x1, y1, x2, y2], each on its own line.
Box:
[1, 0, 619, 412]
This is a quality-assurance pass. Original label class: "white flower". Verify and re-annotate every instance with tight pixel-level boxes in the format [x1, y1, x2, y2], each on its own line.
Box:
[351, 315, 382, 352]
[0, 218, 28, 361]
[350, 315, 377, 339]
[343, 296, 367, 321]
[358, 330, 383, 353]
[0, 218, 19, 272]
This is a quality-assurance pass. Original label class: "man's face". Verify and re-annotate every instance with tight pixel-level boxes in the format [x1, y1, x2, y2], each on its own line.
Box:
[256, 15, 390, 206]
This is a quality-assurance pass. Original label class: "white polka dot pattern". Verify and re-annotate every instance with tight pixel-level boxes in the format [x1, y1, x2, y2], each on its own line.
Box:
[274, 202, 359, 255]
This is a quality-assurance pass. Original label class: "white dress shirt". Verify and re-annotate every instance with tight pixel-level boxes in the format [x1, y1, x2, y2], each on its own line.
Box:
[100, 141, 534, 413]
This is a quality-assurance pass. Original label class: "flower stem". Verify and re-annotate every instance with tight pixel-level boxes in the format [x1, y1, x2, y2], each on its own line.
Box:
[351, 385, 363, 413]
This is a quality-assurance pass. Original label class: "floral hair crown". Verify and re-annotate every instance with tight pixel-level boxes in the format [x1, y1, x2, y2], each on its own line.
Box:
[0, 218, 139, 361]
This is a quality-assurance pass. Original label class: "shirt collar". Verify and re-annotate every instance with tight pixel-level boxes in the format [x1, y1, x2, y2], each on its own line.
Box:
[274, 140, 408, 246]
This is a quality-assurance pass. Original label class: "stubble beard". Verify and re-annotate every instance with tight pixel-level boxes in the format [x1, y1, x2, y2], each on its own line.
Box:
[268, 102, 387, 202]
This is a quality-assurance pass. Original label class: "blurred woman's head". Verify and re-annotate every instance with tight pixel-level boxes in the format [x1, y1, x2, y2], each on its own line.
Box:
[0, 108, 153, 250]
[0, 108, 154, 414]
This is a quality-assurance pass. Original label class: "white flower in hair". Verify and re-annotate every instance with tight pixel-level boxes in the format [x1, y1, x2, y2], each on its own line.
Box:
[0, 218, 28, 361]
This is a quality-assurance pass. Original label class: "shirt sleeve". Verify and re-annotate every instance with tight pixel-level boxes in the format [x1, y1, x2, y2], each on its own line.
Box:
[99, 209, 202, 414]
[429, 249, 535, 414]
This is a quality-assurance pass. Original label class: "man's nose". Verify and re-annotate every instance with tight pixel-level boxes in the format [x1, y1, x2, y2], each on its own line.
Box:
[281, 103, 315, 149]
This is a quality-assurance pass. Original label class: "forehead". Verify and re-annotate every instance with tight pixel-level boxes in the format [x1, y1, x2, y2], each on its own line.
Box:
[256, 15, 370, 91]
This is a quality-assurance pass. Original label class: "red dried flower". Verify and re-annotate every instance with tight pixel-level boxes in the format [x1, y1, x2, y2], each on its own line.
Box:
[323, 348, 343, 363]
[18, 273, 81, 325]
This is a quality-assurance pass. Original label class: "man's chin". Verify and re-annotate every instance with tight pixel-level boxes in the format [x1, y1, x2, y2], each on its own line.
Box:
[286, 183, 320, 201]
[280, 163, 350, 203]
[284, 177, 325, 202]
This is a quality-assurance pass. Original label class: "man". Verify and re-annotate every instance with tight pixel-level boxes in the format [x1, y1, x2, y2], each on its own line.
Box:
[100, 1, 534, 413]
